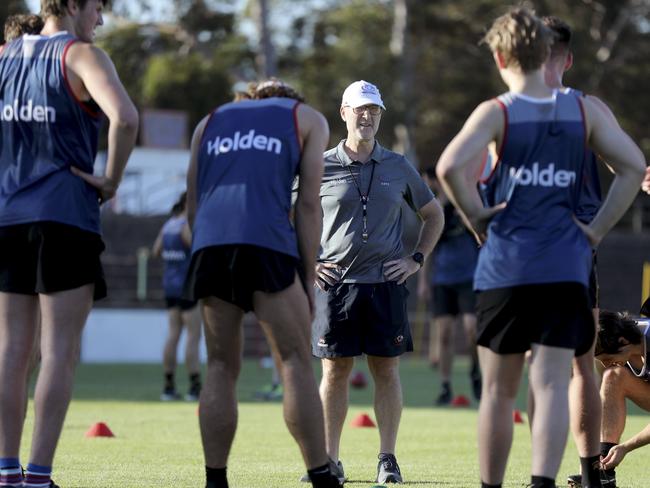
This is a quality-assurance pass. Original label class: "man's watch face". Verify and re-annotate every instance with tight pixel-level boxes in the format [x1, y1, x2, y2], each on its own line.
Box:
[412, 252, 424, 265]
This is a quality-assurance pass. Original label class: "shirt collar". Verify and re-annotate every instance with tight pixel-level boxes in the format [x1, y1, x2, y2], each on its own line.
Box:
[335, 139, 383, 166]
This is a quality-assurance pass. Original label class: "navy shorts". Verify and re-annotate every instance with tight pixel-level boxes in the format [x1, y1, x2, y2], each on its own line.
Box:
[0, 221, 106, 300]
[431, 281, 476, 317]
[184, 244, 303, 312]
[476, 282, 594, 356]
[165, 297, 197, 310]
[312, 282, 412, 358]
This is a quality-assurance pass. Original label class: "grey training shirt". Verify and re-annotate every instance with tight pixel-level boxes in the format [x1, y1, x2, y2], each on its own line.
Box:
[317, 140, 434, 283]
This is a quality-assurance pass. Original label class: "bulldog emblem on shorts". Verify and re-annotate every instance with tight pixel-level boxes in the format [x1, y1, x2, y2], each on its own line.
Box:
[393, 335, 404, 345]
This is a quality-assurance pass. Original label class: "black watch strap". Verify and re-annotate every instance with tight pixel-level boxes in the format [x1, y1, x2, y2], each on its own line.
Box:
[412, 252, 424, 267]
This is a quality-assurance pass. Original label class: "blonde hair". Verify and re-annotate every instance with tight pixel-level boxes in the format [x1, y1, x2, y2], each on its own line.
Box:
[483, 7, 552, 73]
[41, 0, 108, 19]
[4, 14, 44, 41]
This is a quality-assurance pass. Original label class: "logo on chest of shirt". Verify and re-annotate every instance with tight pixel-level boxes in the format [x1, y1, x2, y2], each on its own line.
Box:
[162, 249, 187, 262]
[0, 99, 56, 123]
[329, 177, 353, 185]
[205, 129, 282, 157]
[508, 162, 576, 188]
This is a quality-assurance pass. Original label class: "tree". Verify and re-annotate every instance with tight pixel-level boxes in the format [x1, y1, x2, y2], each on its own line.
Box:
[278, 0, 648, 172]
[249, 0, 277, 77]
[98, 2, 253, 145]
[142, 51, 232, 130]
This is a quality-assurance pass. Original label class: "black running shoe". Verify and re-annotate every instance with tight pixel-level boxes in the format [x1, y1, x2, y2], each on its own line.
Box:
[567, 473, 582, 487]
[160, 386, 180, 401]
[435, 385, 452, 406]
[376, 453, 403, 484]
[567, 471, 616, 487]
[185, 381, 201, 402]
[300, 459, 345, 484]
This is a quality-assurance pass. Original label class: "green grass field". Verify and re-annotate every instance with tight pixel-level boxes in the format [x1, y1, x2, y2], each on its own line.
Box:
[20, 357, 650, 487]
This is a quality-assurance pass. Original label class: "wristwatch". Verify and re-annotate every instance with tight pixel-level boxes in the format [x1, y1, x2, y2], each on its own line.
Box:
[412, 252, 424, 268]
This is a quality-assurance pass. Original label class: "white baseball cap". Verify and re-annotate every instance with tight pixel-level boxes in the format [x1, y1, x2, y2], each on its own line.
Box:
[341, 80, 386, 110]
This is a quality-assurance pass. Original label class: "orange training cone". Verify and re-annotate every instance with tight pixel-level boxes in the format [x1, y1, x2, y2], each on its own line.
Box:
[451, 394, 470, 407]
[513, 409, 524, 424]
[84, 422, 115, 438]
[350, 413, 376, 428]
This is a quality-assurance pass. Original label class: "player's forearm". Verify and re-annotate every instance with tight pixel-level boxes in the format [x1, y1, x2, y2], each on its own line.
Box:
[620, 423, 650, 453]
[103, 112, 138, 186]
[589, 169, 644, 241]
[294, 198, 322, 284]
[414, 199, 444, 257]
[437, 165, 483, 227]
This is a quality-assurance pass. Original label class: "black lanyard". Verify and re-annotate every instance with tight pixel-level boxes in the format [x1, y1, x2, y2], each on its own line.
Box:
[346, 160, 376, 243]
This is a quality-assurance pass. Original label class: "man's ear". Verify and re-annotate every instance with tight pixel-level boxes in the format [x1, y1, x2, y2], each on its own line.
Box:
[340, 106, 347, 122]
[66, 0, 80, 15]
[495, 51, 507, 70]
[564, 51, 573, 72]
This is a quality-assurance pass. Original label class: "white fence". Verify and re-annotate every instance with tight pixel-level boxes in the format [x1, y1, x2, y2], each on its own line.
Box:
[81, 308, 207, 363]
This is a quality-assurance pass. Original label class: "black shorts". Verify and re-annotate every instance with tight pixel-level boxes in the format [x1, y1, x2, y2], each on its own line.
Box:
[476, 282, 594, 356]
[431, 281, 476, 317]
[312, 282, 412, 358]
[165, 297, 197, 310]
[588, 252, 599, 309]
[184, 244, 303, 312]
[0, 221, 106, 300]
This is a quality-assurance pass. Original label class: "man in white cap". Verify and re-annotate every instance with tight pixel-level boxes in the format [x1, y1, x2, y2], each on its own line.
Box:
[299, 80, 444, 484]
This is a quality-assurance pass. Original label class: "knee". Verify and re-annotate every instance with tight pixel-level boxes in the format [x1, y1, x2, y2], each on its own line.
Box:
[482, 379, 518, 401]
[206, 358, 240, 382]
[368, 358, 399, 384]
[601, 366, 629, 393]
[323, 359, 354, 384]
[166, 332, 182, 345]
[205, 347, 240, 378]
[439, 329, 453, 346]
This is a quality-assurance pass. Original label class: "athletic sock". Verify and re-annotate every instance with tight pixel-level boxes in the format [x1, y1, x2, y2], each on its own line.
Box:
[470, 360, 480, 378]
[164, 372, 175, 390]
[24, 463, 51, 488]
[205, 466, 228, 488]
[600, 442, 617, 458]
[480, 482, 501, 488]
[0, 458, 22, 487]
[307, 462, 338, 488]
[530, 475, 555, 487]
[600, 442, 617, 478]
[580, 455, 603, 487]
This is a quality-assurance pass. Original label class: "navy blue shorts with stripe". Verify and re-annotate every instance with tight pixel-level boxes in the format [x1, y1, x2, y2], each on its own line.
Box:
[312, 281, 412, 358]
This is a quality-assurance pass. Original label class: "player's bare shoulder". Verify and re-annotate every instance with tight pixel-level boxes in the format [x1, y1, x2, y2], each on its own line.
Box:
[64, 41, 116, 85]
[583, 93, 619, 126]
[295, 103, 329, 142]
